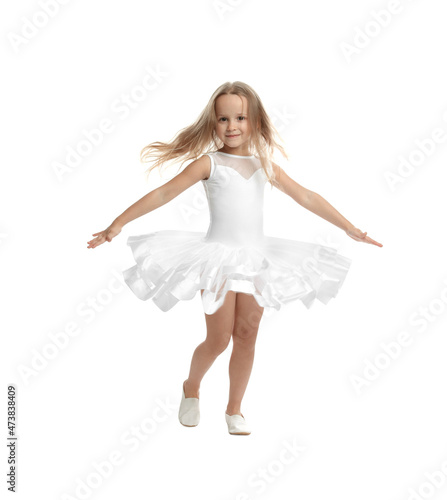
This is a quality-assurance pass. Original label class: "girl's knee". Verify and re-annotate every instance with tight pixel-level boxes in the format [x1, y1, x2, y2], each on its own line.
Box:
[205, 334, 231, 354]
[232, 322, 259, 348]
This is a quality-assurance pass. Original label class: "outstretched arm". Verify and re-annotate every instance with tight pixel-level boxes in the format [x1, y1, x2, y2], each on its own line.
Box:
[87, 155, 211, 249]
[271, 162, 383, 247]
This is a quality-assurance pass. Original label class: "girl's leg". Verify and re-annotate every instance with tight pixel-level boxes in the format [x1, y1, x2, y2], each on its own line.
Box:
[183, 289, 237, 398]
[226, 293, 264, 416]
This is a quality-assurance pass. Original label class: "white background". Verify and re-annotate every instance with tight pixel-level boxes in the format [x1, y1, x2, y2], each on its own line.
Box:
[2, 0, 447, 499]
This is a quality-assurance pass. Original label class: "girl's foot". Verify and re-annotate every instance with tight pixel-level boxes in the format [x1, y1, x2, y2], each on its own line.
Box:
[179, 381, 200, 427]
[225, 408, 243, 417]
[225, 412, 251, 435]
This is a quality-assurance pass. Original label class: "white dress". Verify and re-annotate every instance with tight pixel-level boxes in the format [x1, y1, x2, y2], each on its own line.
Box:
[122, 151, 352, 314]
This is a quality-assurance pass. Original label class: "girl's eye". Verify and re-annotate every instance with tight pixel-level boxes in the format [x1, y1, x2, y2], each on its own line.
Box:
[219, 116, 246, 122]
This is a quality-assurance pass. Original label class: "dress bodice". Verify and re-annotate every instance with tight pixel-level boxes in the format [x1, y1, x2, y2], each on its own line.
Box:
[201, 151, 268, 248]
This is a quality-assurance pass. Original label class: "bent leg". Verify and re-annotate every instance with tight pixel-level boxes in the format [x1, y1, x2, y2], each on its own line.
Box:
[184, 290, 236, 398]
[227, 293, 264, 416]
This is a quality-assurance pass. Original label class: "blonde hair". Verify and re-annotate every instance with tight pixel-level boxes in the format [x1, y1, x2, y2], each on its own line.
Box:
[140, 81, 289, 187]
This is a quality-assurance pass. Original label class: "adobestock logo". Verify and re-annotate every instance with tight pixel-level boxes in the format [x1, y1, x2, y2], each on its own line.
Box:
[7, 0, 72, 53]
[339, 0, 417, 64]
[17, 269, 125, 386]
[384, 109, 447, 192]
[270, 106, 296, 133]
[406, 457, 447, 500]
[60, 396, 177, 500]
[349, 277, 447, 395]
[214, 0, 246, 21]
[51, 64, 168, 183]
[232, 437, 306, 499]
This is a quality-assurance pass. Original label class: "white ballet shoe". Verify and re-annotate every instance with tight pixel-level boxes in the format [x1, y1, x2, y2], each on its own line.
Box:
[178, 382, 200, 427]
[225, 412, 251, 435]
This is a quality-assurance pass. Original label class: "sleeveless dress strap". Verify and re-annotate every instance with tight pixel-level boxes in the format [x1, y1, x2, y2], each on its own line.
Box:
[203, 153, 215, 180]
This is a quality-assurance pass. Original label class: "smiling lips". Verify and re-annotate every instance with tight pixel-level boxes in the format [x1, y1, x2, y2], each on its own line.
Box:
[226, 135, 240, 138]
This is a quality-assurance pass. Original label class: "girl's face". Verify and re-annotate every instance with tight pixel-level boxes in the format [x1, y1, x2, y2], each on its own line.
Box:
[214, 94, 253, 153]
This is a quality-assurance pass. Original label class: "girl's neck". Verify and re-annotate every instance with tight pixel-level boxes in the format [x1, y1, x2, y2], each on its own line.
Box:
[217, 148, 253, 158]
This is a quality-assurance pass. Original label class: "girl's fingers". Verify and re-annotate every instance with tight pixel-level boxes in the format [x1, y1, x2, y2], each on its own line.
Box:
[86, 229, 117, 248]
[367, 237, 383, 247]
[358, 233, 382, 246]
[347, 231, 382, 246]
[87, 233, 105, 248]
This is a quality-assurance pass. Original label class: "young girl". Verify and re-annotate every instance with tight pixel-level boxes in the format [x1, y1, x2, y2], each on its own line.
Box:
[87, 81, 383, 436]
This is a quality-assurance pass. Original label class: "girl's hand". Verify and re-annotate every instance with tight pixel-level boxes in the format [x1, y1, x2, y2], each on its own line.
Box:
[87, 221, 122, 249]
[345, 227, 383, 247]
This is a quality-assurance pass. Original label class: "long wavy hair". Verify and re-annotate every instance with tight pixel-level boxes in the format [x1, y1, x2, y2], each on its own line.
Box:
[140, 81, 289, 187]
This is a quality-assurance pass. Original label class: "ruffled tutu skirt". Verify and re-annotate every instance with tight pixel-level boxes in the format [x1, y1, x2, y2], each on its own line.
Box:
[122, 229, 352, 315]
